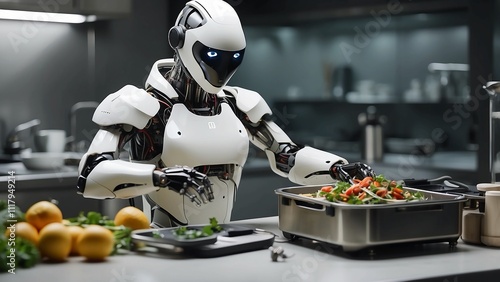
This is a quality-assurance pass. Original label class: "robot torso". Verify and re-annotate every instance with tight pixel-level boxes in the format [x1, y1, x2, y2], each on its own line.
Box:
[144, 76, 250, 225]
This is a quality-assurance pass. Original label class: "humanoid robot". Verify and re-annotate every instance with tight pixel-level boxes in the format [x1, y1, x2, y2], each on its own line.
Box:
[77, 0, 374, 227]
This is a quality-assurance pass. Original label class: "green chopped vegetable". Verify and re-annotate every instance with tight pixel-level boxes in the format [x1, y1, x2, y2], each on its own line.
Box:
[0, 200, 39, 272]
[0, 200, 24, 232]
[66, 211, 115, 227]
[172, 217, 223, 239]
[0, 235, 40, 273]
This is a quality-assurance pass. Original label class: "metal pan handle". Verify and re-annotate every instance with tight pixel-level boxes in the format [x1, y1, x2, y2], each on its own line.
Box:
[294, 199, 325, 211]
[294, 200, 336, 217]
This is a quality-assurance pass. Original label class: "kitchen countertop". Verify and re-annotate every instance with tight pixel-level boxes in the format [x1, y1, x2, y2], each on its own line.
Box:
[3, 216, 500, 282]
[0, 162, 78, 189]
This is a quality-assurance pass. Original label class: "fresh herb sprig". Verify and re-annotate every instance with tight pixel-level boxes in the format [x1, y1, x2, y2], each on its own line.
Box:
[172, 217, 223, 239]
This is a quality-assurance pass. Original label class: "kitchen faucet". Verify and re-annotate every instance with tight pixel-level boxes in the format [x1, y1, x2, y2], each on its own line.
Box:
[69, 101, 99, 152]
[4, 119, 41, 155]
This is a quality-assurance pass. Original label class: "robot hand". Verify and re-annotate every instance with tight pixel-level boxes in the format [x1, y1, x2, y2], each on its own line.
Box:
[330, 162, 375, 184]
[153, 166, 214, 206]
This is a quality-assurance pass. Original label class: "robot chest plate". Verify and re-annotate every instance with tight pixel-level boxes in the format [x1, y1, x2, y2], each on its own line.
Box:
[161, 103, 249, 167]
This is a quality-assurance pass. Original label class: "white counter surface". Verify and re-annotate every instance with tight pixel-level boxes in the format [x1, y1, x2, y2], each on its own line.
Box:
[2, 216, 500, 282]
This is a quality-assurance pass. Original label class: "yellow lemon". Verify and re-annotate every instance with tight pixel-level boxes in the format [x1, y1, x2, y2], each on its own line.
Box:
[114, 206, 150, 230]
[67, 225, 84, 256]
[77, 225, 114, 261]
[25, 201, 63, 231]
[38, 222, 71, 261]
[4, 222, 39, 246]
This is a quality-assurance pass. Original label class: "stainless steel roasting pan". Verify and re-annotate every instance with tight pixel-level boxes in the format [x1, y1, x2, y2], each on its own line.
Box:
[275, 185, 468, 252]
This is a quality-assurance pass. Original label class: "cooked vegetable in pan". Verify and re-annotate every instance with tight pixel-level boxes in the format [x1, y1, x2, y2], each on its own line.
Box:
[303, 175, 426, 204]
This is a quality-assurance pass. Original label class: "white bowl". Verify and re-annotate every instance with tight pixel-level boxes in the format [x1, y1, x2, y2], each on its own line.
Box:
[21, 152, 65, 170]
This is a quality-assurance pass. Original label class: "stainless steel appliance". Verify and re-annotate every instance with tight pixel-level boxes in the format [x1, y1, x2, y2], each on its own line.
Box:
[275, 185, 467, 252]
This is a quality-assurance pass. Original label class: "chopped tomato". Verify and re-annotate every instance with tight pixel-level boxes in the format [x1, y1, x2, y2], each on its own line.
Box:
[392, 192, 404, 200]
[353, 186, 361, 195]
[345, 187, 354, 196]
[373, 181, 381, 187]
[321, 185, 333, 193]
[359, 176, 373, 187]
[345, 184, 360, 196]
[392, 187, 403, 194]
[376, 189, 387, 197]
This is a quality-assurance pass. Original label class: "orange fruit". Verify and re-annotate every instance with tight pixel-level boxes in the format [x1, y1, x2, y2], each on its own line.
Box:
[114, 206, 150, 230]
[38, 222, 71, 261]
[4, 222, 39, 246]
[77, 225, 114, 261]
[67, 225, 84, 256]
[25, 201, 63, 231]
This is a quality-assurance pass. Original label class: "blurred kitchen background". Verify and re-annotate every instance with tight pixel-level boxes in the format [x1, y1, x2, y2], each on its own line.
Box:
[0, 0, 499, 218]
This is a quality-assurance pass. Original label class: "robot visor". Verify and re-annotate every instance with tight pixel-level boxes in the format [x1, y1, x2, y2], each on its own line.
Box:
[193, 41, 245, 88]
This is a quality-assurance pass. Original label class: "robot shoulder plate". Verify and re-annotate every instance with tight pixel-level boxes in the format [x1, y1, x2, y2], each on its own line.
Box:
[225, 86, 272, 123]
[93, 85, 160, 129]
[145, 58, 179, 99]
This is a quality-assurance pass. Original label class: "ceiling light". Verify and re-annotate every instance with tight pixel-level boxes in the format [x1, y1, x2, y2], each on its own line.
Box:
[0, 9, 95, 24]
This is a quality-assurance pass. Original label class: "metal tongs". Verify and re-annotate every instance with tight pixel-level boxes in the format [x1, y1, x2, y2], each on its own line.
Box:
[404, 176, 485, 210]
[402, 175, 471, 193]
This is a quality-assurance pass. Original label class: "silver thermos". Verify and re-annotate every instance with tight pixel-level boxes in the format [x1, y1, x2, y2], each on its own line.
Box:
[358, 106, 386, 163]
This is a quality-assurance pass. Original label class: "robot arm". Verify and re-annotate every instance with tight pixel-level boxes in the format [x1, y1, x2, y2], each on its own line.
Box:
[248, 118, 349, 185]
[227, 86, 374, 185]
[77, 85, 213, 205]
[77, 128, 159, 199]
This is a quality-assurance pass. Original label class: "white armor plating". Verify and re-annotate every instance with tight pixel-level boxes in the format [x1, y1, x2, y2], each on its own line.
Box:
[146, 102, 249, 224]
[288, 146, 347, 185]
[145, 59, 179, 99]
[176, 0, 246, 94]
[92, 85, 160, 128]
[162, 103, 249, 168]
[79, 129, 159, 200]
[226, 87, 271, 123]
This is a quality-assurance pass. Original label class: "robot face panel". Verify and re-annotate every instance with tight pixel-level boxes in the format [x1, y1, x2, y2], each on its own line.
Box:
[173, 0, 246, 94]
[192, 41, 245, 88]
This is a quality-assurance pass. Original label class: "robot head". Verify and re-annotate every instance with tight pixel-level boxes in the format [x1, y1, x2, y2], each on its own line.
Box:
[168, 0, 246, 94]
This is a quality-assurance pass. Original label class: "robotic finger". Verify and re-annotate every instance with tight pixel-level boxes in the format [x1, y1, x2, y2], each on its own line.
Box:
[185, 168, 214, 203]
[204, 183, 214, 202]
[153, 166, 213, 205]
[183, 187, 203, 207]
[331, 162, 375, 184]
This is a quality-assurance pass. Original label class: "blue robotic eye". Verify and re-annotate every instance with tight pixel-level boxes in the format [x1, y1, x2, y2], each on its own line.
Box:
[207, 51, 218, 58]
[233, 53, 241, 59]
